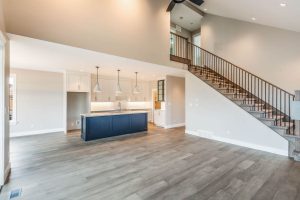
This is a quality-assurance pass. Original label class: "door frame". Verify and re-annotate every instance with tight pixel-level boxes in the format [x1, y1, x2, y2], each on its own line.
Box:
[0, 30, 8, 186]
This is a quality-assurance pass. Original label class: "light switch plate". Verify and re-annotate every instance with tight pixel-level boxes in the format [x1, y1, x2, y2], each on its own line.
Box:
[291, 101, 300, 120]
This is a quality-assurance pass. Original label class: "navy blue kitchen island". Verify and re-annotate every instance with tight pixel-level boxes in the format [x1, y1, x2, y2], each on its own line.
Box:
[81, 111, 148, 141]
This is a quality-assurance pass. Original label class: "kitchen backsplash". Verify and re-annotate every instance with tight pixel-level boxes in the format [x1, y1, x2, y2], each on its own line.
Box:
[91, 101, 152, 112]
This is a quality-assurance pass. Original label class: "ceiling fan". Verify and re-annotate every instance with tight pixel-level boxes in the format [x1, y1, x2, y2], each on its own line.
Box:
[166, 0, 204, 12]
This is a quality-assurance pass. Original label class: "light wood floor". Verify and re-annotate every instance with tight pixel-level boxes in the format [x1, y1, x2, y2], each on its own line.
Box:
[1, 125, 300, 200]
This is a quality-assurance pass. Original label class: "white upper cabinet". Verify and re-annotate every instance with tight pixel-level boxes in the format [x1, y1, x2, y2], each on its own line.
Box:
[66, 72, 91, 92]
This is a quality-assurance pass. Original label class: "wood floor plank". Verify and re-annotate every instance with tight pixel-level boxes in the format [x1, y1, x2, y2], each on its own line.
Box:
[0, 125, 299, 200]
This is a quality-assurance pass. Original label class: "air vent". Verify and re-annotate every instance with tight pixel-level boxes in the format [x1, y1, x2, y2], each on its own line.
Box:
[9, 188, 22, 199]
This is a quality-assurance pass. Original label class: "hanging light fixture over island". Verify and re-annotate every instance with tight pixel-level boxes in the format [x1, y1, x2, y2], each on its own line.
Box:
[133, 72, 140, 94]
[93, 66, 102, 93]
[116, 69, 122, 95]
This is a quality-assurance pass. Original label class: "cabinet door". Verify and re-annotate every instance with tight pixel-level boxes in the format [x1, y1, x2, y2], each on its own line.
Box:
[154, 110, 160, 126]
[130, 114, 147, 132]
[79, 74, 90, 92]
[107, 79, 116, 102]
[120, 80, 131, 101]
[67, 73, 80, 92]
[141, 82, 150, 101]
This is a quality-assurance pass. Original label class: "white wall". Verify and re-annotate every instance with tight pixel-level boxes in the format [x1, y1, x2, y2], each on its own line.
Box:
[165, 75, 185, 128]
[201, 14, 300, 93]
[185, 72, 289, 156]
[0, 0, 10, 186]
[10, 69, 64, 137]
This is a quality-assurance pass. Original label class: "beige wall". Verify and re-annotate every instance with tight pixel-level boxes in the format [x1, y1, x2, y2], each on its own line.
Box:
[201, 14, 300, 93]
[0, 0, 5, 31]
[165, 75, 185, 127]
[10, 69, 64, 136]
[4, 0, 184, 69]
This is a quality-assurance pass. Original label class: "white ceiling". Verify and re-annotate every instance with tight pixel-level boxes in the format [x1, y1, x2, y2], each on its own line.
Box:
[9, 34, 186, 81]
[171, 4, 203, 32]
[196, 0, 300, 32]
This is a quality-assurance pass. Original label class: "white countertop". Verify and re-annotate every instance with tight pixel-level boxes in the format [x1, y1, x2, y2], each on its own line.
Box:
[81, 110, 149, 117]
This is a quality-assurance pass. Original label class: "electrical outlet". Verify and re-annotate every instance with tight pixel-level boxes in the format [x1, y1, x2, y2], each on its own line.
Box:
[76, 120, 80, 125]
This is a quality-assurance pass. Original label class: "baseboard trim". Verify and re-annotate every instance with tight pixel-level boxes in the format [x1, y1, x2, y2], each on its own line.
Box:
[165, 123, 185, 129]
[10, 128, 64, 138]
[186, 130, 288, 156]
[4, 162, 11, 184]
[1, 162, 11, 186]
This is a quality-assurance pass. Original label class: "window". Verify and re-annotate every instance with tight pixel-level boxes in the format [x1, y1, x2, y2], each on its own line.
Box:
[9, 74, 16, 125]
[157, 80, 165, 102]
[193, 34, 201, 66]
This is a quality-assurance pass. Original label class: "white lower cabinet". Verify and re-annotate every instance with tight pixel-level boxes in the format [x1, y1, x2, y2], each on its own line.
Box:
[154, 110, 165, 127]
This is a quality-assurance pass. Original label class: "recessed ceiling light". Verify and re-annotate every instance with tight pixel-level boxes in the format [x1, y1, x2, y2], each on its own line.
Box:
[280, 2, 287, 7]
[251, 17, 256, 21]
[204, 8, 207, 11]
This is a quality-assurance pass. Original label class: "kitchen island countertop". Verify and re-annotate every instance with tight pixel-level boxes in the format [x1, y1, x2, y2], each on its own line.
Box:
[81, 110, 148, 118]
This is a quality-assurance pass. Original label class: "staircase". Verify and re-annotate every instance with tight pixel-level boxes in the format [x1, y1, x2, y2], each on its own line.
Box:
[170, 32, 300, 160]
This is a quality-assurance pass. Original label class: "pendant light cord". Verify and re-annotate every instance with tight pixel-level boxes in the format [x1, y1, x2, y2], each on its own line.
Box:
[135, 72, 138, 87]
[118, 69, 120, 85]
[96, 66, 99, 84]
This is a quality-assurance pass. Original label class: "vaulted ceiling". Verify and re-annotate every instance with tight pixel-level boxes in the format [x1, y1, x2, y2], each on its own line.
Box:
[196, 0, 300, 32]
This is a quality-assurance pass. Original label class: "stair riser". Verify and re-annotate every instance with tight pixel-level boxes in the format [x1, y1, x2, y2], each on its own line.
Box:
[260, 120, 275, 126]
[223, 93, 247, 99]
[272, 128, 287, 135]
[233, 99, 257, 105]
[218, 88, 237, 93]
[250, 112, 265, 118]
[242, 106, 258, 112]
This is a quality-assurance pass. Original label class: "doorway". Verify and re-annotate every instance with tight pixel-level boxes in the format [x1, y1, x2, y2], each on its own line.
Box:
[192, 34, 201, 66]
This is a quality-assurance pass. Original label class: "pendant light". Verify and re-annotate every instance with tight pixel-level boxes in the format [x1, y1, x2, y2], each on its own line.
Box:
[93, 66, 102, 93]
[133, 72, 140, 94]
[116, 69, 122, 95]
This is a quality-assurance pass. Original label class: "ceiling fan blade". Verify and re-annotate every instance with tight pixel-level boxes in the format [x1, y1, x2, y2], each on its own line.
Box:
[166, 1, 176, 12]
[189, 0, 204, 6]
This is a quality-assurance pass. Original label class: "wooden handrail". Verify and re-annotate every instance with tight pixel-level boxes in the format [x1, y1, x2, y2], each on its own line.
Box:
[188, 42, 295, 97]
[170, 32, 188, 40]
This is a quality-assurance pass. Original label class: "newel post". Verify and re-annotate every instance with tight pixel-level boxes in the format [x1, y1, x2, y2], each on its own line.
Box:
[294, 90, 300, 136]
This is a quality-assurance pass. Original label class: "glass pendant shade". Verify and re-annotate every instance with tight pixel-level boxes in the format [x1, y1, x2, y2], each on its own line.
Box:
[116, 84, 122, 94]
[93, 82, 102, 93]
[116, 69, 122, 95]
[94, 66, 102, 93]
[133, 72, 140, 94]
[133, 86, 140, 94]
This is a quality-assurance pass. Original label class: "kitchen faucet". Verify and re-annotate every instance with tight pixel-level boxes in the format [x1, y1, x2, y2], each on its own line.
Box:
[118, 102, 122, 112]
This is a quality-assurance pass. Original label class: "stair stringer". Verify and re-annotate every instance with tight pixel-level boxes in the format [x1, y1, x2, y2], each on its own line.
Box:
[185, 72, 289, 156]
